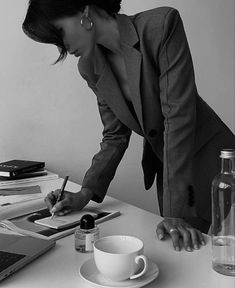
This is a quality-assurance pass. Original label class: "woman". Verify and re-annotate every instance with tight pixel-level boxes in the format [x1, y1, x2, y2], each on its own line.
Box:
[23, 0, 235, 252]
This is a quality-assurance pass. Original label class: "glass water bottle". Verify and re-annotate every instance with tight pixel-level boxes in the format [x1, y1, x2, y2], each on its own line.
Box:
[211, 149, 235, 276]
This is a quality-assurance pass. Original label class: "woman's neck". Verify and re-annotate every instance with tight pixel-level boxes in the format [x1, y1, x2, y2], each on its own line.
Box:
[91, 8, 121, 54]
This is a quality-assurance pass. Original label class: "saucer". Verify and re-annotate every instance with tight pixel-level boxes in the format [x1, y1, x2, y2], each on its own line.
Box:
[79, 258, 159, 288]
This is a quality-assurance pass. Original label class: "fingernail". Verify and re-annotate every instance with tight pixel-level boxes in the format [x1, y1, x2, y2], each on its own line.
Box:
[201, 241, 206, 245]
[158, 234, 163, 240]
[194, 244, 199, 250]
[187, 247, 192, 252]
[51, 207, 56, 213]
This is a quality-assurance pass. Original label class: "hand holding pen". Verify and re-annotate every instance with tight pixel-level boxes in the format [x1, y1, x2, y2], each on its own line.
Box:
[45, 179, 95, 216]
[50, 176, 69, 218]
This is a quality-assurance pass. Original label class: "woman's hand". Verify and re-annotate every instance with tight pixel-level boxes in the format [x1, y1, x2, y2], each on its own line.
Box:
[156, 217, 206, 252]
[44, 188, 94, 216]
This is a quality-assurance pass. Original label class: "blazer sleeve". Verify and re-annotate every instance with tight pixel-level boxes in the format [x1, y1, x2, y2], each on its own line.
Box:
[157, 9, 197, 218]
[78, 77, 132, 203]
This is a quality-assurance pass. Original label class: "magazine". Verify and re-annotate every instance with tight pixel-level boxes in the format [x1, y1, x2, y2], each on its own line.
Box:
[0, 197, 120, 241]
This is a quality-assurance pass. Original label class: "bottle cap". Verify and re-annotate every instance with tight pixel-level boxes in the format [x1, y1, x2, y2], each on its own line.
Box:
[80, 214, 95, 230]
[220, 149, 235, 159]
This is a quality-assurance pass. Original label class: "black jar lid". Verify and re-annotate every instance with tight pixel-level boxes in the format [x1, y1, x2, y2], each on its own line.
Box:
[80, 214, 95, 229]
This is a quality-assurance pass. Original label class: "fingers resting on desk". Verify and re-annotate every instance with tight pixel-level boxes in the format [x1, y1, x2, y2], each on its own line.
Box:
[156, 217, 206, 252]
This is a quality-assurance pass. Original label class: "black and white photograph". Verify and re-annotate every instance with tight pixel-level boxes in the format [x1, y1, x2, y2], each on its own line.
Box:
[0, 0, 234, 286]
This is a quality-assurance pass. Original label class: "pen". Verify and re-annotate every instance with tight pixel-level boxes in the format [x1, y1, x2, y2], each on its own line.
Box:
[50, 176, 69, 219]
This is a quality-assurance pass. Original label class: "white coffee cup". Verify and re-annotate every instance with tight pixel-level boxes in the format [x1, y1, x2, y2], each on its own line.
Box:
[93, 235, 148, 281]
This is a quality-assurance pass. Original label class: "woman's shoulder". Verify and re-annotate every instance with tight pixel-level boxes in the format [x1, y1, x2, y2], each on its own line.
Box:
[131, 6, 180, 26]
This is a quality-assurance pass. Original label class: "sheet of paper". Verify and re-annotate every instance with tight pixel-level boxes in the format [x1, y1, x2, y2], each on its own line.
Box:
[0, 197, 46, 222]
[0, 226, 24, 236]
[0, 185, 42, 207]
[0, 193, 43, 207]
[0, 185, 41, 195]
[35, 210, 97, 229]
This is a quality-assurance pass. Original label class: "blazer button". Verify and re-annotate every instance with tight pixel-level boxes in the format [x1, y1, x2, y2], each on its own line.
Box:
[148, 129, 157, 137]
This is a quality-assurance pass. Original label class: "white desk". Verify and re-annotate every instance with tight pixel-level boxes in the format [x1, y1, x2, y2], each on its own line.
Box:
[1, 179, 235, 288]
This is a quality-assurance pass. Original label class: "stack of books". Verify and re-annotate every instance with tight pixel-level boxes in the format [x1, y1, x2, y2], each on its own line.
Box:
[0, 160, 58, 187]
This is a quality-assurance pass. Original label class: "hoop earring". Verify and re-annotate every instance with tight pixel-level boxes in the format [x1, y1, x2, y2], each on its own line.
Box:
[80, 14, 93, 31]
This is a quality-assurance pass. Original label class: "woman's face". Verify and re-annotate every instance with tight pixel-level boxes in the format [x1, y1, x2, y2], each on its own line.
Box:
[52, 12, 95, 58]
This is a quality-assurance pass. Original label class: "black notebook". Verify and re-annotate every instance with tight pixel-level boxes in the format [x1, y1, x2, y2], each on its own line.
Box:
[0, 160, 45, 177]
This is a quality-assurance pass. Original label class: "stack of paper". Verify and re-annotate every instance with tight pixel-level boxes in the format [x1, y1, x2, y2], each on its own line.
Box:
[0, 171, 58, 188]
[0, 186, 43, 207]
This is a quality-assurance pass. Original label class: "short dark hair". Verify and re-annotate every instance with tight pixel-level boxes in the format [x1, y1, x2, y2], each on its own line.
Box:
[22, 0, 122, 63]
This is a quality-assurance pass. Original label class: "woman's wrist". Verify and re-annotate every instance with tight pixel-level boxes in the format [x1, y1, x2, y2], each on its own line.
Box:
[71, 188, 94, 211]
[80, 187, 94, 200]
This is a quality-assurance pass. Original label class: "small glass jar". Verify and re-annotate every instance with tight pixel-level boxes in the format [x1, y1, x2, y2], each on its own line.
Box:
[74, 214, 99, 253]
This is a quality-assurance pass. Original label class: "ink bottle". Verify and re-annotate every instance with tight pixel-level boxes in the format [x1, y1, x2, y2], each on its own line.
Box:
[74, 214, 99, 253]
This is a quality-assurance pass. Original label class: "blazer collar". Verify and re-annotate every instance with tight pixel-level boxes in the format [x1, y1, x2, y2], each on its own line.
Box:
[116, 14, 139, 47]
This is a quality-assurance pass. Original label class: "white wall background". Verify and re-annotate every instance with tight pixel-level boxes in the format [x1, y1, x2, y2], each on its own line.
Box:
[0, 0, 234, 214]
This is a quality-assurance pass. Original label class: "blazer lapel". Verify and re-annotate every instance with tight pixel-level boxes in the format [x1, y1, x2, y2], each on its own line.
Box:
[116, 14, 144, 132]
[95, 46, 143, 135]
[122, 44, 143, 131]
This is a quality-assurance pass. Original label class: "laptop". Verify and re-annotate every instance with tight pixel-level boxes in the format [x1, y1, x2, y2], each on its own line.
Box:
[0, 232, 55, 281]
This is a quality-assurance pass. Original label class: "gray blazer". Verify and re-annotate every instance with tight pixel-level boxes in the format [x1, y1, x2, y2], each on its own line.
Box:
[78, 7, 235, 223]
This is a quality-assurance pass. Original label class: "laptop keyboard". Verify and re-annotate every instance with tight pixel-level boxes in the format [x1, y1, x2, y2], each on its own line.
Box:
[0, 251, 26, 273]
